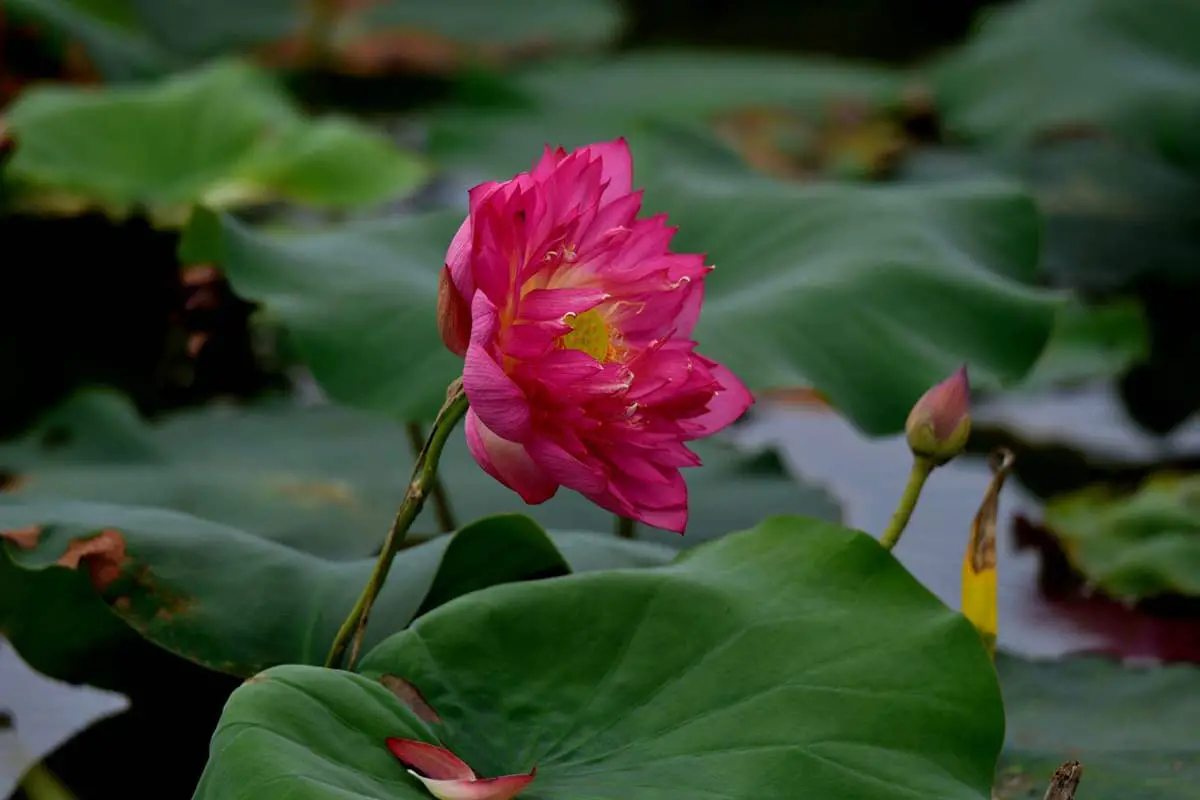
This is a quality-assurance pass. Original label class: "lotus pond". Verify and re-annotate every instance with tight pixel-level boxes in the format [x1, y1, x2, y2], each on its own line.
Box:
[1, 1, 1198, 799]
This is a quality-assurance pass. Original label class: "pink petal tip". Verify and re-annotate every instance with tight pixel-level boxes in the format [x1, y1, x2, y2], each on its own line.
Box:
[387, 739, 536, 800]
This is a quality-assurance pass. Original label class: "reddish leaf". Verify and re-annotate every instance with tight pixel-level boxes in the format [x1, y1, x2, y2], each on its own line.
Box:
[0, 525, 42, 550]
[1014, 514, 1200, 664]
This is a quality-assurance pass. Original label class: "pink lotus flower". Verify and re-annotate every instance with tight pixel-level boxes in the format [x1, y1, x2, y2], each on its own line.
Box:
[387, 739, 535, 800]
[438, 139, 753, 532]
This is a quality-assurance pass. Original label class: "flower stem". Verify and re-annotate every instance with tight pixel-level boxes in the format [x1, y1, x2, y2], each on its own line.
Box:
[325, 382, 469, 670]
[20, 763, 76, 800]
[304, 0, 341, 67]
[614, 514, 637, 539]
[405, 421, 456, 533]
[880, 455, 934, 551]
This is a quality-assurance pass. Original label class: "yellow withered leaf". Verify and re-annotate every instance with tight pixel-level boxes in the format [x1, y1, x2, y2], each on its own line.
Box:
[962, 448, 1015, 658]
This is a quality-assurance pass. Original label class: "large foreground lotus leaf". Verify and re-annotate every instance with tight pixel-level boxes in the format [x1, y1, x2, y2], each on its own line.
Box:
[931, 0, 1200, 171]
[0, 389, 831, 551]
[0, 501, 674, 679]
[183, 144, 1059, 435]
[2, 59, 426, 221]
[995, 654, 1200, 799]
[1039, 473, 1200, 599]
[196, 517, 1003, 800]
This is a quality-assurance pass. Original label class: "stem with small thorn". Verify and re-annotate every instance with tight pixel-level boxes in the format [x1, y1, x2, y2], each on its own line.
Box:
[880, 455, 934, 551]
[325, 382, 469, 670]
[405, 421, 456, 533]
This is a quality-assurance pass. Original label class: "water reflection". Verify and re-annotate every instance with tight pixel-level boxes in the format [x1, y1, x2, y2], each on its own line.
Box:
[0, 637, 128, 797]
[976, 384, 1200, 463]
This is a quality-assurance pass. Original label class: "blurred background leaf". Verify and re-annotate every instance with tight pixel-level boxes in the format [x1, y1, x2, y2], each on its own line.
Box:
[931, 0, 1200, 172]
[5, 0, 625, 81]
[1016, 299, 1150, 391]
[0, 388, 837, 548]
[4, 59, 427, 222]
[1036, 473, 1200, 600]
[900, 140, 1200, 293]
[5, 0, 173, 82]
[426, 52, 907, 179]
[184, 146, 1061, 435]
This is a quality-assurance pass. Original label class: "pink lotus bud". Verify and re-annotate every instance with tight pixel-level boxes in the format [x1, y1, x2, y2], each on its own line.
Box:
[387, 738, 535, 800]
[905, 365, 971, 465]
[437, 265, 472, 357]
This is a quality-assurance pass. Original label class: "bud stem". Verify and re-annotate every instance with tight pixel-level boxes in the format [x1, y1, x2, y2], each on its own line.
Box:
[614, 514, 638, 539]
[325, 381, 469, 670]
[880, 455, 934, 551]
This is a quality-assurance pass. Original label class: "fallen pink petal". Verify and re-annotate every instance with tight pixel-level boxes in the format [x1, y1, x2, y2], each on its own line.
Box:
[387, 738, 536, 800]
[437, 138, 754, 533]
